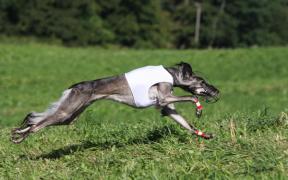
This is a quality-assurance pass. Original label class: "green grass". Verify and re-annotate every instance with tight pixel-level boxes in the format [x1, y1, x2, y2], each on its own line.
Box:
[0, 43, 287, 179]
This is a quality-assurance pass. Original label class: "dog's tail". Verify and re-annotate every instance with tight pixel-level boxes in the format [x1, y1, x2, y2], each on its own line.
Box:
[11, 89, 72, 144]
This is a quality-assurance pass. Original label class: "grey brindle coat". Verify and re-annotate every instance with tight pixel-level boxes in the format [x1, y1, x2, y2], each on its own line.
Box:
[11, 62, 219, 144]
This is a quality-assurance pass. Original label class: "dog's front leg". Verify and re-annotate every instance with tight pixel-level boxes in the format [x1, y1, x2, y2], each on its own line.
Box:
[161, 104, 213, 139]
[159, 95, 203, 118]
[156, 83, 202, 118]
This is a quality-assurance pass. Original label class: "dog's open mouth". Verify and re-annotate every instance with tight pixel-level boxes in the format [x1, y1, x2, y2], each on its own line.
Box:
[200, 90, 220, 103]
[197, 93, 219, 103]
[205, 95, 219, 103]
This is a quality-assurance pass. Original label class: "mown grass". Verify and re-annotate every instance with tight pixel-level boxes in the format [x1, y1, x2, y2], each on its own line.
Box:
[0, 43, 287, 179]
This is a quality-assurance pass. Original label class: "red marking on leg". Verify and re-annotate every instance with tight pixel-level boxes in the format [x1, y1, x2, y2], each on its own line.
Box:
[201, 133, 207, 138]
[194, 98, 203, 110]
[195, 130, 206, 137]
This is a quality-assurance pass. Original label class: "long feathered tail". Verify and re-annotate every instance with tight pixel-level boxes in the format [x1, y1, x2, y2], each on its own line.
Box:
[11, 89, 72, 143]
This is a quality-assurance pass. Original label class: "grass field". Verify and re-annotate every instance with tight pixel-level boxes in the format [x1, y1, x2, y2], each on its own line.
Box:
[0, 43, 287, 179]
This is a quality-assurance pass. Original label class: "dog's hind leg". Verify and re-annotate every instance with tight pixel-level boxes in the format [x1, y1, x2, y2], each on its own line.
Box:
[11, 87, 101, 143]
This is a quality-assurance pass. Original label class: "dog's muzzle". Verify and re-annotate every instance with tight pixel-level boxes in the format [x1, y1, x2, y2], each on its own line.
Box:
[204, 88, 220, 103]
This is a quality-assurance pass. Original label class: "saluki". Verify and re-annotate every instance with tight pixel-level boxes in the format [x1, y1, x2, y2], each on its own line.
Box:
[11, 62, 219, 143]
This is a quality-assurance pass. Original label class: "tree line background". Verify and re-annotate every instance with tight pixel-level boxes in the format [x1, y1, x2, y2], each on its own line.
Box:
[0, 0, 288, 48]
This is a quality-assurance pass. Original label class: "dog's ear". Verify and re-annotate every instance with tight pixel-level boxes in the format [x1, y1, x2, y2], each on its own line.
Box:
[177, 62, 193, 78]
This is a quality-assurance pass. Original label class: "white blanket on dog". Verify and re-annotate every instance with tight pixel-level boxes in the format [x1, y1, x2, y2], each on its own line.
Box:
[125, 65, 173, 107]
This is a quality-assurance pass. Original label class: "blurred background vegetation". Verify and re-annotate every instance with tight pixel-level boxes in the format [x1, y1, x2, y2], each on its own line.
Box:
[0, 0, 288, 48]
[0, 1, 287, 178]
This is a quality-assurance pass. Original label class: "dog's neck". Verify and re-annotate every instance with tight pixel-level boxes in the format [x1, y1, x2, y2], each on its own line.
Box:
[165, 67, 183, 87]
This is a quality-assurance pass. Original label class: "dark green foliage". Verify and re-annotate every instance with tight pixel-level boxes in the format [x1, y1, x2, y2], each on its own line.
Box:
[96, 0, 170, 48]
[0, 0, 114, 45]
[225, 0, 288, 47]
[0, 0, 287, 48]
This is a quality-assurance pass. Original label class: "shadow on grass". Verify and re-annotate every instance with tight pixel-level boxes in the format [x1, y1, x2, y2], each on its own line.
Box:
[31, 125, 177, 160]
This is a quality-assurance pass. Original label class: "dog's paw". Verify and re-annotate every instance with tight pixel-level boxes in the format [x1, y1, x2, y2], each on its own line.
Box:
[194, 130, 215, 140]
[202, 133, 215, 139]
[195, 108, 202, 118]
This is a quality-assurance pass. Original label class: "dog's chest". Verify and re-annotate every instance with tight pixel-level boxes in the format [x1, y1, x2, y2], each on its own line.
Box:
[125, 65, 173, 107]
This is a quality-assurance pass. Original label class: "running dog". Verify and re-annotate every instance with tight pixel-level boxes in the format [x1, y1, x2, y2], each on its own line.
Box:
[11, 62, 219, 143]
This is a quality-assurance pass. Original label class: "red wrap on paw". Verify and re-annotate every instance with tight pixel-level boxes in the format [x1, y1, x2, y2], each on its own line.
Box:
[194, 99, 203, 110]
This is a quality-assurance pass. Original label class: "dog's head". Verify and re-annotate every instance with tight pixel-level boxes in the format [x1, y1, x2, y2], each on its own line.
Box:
[173, 62, 220, 102]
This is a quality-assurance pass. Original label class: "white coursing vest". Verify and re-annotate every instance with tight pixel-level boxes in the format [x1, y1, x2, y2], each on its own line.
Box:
[125, 65, 174, 107]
